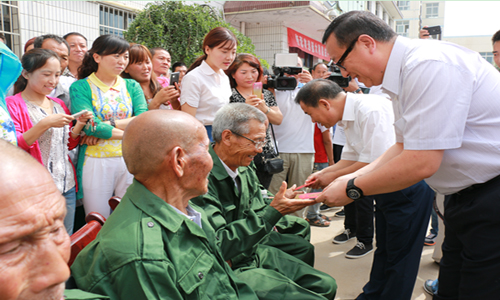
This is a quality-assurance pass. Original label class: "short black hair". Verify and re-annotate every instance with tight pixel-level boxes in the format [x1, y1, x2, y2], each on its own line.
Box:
[0, 33, 5, 42]
[63, 32, 87, 42]
[311, 62, 327, 71]
[294, 79, 344, 107]
[172, 61, 186, 71]
[322, 10, 396, 46]
[150, 47, 168, 56]
[34, 34, 70, 53]
[493, 30, 500, 44]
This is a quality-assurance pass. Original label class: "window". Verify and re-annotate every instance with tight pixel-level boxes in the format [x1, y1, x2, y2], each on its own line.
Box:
[396, 20, 410, 37]
[480, 52, 494, 65]
[397, 1, 410, 10]
[0, 1, 20, 56]
[426, 3, 439, 18]
[99, 4, 136, 37]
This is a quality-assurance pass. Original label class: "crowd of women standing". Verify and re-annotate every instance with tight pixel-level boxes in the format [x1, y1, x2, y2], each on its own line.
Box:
[4, 26, 282, 234]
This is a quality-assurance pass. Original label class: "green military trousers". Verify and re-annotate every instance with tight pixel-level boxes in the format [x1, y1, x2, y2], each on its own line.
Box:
[233, 244, 337, 300]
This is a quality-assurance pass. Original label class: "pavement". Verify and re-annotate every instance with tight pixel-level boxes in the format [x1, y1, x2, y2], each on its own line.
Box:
[310, 207, 439, 300]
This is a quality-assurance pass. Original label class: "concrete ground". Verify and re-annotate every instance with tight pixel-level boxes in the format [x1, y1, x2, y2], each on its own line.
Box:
[310, 207, 439, 300]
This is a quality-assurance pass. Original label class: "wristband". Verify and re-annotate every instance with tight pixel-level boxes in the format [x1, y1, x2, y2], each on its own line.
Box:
[354, 88, 362, 94]
[265, 107, 270, 114]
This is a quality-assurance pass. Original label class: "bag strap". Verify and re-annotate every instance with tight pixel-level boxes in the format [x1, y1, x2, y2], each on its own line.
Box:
[270, 124, 280, 156]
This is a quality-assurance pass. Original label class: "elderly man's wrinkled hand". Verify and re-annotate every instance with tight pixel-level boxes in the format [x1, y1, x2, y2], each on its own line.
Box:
[271, 181, 316, 215]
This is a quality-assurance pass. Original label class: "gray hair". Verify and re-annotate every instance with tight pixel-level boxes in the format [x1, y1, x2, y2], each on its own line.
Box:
[212, 103, 267, 143]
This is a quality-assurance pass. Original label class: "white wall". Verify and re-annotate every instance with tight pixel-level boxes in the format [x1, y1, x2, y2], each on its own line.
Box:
[245, 22, 288, 67]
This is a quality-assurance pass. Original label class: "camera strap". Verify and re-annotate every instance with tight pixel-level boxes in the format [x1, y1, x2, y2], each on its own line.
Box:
[270, 124, 280, 156]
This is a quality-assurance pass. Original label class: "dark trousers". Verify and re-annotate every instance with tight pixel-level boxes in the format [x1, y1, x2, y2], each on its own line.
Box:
[435, 175, 500, 300]
[344, 196, 374, 245]
[357, 181, 434, 300]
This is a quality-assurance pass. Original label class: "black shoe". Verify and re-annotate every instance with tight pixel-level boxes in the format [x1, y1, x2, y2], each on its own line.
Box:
[334, 209, 345, 217]
[345, 242, 374, 259]
[320, 204, 336, 212]
[332, 229, 356, 244]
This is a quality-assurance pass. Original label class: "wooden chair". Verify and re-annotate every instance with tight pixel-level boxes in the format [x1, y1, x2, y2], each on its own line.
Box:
[108, 196, 122, 211]
[68, 212, 106, 267]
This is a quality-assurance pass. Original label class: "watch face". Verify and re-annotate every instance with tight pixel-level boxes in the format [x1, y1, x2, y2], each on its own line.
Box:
[347, 189, 361, 199]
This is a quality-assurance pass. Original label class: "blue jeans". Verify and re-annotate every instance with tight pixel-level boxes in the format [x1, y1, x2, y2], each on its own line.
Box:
[306, 162, 329, 219]
[430, 208, 439, 235]
[62, 186, 76, 235]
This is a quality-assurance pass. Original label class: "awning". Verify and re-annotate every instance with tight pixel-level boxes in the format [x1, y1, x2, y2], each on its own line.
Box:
[287, 27, 330, 61]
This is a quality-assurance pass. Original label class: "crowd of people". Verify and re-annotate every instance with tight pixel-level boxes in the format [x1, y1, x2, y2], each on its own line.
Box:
[1, 9, 500, 300]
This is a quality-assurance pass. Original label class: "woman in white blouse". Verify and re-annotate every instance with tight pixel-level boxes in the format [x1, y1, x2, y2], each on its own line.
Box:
[180, 27, 237, 141]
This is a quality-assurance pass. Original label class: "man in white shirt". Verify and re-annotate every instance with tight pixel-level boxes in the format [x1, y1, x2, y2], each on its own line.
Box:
[268, 65, 315, 219]
[299, 79, 434, 299]
[320, 10, 500, 300]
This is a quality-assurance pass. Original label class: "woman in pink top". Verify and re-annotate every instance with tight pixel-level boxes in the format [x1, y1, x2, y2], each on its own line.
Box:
[7, 48, 92, 235]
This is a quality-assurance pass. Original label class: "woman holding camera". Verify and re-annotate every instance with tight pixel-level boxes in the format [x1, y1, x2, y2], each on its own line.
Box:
[70, 35, 148, 218]
[180, 27, 237, 141]
[122, 44, 180, 110]
[226, 53, 283, 189]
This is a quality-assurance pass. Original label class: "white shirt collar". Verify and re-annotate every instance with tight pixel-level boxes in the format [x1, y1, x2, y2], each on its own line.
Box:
[382, 36, 410, 97]
[200, 60, 224, 77]
[169, 204, 203, 228]
[342, 93, 356, 122]
[219, 156, 239, 180]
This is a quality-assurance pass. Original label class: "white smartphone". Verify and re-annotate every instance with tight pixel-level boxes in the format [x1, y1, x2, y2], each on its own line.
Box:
[71, 110, 88, 119]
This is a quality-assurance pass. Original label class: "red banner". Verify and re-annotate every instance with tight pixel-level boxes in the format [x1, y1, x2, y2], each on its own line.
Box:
[287, 27, 330, 61]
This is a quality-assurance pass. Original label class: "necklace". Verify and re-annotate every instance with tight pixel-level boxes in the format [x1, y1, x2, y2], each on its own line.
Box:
[236, 87, 253, 98]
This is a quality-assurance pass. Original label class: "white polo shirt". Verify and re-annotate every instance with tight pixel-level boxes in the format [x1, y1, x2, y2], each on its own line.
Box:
[339, 93, 395, 163]
[382, 36, 500, 194]
[180, 60, 231, 125]
[273, 87, 315, 153]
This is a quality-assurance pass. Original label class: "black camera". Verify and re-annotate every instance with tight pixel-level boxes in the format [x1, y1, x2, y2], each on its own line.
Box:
[266, 66, 302, 90]
[265, 54, 302, 90]
[327, 65, 351, 88]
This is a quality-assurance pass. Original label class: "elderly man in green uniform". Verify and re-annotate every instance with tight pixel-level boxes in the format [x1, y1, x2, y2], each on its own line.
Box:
[0, 139, 107, 300]
[71, 110, 262, 299]
[191, 103, 337, 300]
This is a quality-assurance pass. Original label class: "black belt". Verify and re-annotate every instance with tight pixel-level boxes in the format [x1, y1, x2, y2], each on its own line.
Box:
[456, 173, 500, 195]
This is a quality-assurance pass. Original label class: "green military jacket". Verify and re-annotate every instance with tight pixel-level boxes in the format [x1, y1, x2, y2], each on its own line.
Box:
[191, 146, 307, 266]
[64, 289, 109, 299]
[71, 179, 258, 300]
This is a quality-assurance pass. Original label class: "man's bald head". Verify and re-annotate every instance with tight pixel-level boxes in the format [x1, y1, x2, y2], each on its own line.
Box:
[0, 139, 49, 184]
[122, 110, 204, 177]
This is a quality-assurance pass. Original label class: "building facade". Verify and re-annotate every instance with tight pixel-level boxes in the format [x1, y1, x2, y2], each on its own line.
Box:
[224, 1, 402, 69]
[0, 1, 149, 58]
[394, 1, 496, 66]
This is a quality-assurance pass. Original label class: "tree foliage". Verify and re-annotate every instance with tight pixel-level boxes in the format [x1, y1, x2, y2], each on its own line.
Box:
[124, 1, 269, 69]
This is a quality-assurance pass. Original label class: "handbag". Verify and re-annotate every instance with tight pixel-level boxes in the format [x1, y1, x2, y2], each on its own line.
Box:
[255, 124, 284, 174]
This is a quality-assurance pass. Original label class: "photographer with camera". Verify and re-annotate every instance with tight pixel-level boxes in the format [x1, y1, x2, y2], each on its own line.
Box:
[267, 55, 315, 219]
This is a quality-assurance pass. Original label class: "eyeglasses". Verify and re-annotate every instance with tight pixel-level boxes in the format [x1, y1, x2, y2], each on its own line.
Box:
[333, 36, 359, 71]
[230, 130, 267, 149]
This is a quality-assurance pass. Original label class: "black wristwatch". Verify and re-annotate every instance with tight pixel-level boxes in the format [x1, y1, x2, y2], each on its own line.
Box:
[346, 178, 364, 200]
[109, 118, 116, 128]
[354, 88, 362, 94]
